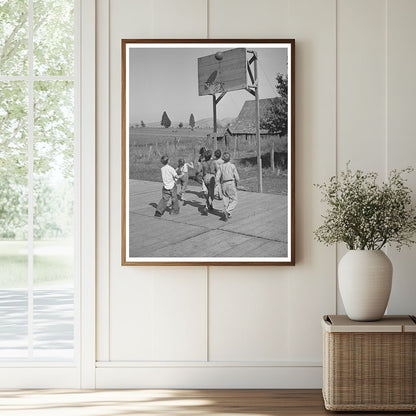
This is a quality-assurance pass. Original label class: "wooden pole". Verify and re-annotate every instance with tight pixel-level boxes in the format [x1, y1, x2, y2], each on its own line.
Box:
[212, 94, 217, 150]
[253, 54, 262, 193]
[270, 135, 275, 172]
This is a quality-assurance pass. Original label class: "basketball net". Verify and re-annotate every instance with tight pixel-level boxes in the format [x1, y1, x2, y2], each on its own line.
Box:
[204, 81, 225, 95]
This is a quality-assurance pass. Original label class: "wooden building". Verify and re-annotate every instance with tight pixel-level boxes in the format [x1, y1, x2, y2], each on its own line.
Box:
[227, 97, 278, 138]
[212, 98, 287, 171]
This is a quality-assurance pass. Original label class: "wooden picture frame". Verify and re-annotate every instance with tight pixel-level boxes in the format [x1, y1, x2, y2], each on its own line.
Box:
[122, 39, 295, 265]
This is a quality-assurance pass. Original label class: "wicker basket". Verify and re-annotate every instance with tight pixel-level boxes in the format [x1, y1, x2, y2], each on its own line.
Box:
[322, 315, 416, 411]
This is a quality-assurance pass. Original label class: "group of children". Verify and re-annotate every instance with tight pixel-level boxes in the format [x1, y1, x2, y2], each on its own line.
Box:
[154, 147, 240, 222]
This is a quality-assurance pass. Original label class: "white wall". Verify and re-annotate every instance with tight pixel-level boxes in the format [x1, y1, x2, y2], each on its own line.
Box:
[95, 0, 416, 388]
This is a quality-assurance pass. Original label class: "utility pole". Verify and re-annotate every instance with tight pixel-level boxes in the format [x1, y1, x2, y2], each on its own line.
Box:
[253, 52, 262, 193]
[247, 50, 262, 193]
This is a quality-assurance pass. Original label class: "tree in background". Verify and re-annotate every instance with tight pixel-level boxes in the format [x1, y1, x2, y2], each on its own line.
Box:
[0, 178, 27, 239]
[0, 81, 74, 240]
[178, 122, 183, 128]
[189, 113, 195, 130]
[161, 111, 171, 128]
[260, 73, 288, 136]
[0, 0, 75, 240]
[1, 0, 73, 76]
[140, 120, 145, 128]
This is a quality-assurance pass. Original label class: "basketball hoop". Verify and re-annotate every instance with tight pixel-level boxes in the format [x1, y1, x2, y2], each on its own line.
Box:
[204, 81, 225, 95]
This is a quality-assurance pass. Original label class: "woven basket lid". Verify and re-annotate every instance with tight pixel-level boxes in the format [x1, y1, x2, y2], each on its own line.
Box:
[322, 315, 416, 333]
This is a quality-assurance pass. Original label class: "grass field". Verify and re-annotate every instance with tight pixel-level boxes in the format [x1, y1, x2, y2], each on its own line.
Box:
[129, 127, 288, 195]
[0, 240, 73, 289]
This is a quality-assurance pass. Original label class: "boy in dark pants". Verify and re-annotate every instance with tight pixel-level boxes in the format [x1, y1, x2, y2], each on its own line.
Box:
[198, 149, 216, 214]
[212, 149, 224, 200]
[154, 155, 182, 217]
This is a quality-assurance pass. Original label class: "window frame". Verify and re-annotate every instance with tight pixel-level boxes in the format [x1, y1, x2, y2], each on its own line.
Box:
[0, 0, 96, 388]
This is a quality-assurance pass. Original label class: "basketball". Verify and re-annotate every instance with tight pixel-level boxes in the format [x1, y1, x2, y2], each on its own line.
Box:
[214, 51, 223, 61]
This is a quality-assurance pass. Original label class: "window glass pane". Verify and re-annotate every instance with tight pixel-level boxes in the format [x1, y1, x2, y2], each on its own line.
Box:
[0, 81, 28, 243]
[33, 80, 74, 168]
[33, 80, 74, 359]
[0, 81, 28, 359]
[0, 289, 28, 359]
[33, 0, 74, 76]
[0, 0, 28, 76]
[33, 288, 74, 360]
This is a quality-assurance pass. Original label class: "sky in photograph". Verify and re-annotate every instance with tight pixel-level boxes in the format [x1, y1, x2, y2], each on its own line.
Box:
[128, 45, 288, 125]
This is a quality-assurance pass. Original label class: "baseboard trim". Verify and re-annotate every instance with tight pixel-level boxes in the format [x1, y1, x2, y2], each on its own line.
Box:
[0, 367, 80, 388]
[96, 365, 323, 388]
[96, 360, 321, 368]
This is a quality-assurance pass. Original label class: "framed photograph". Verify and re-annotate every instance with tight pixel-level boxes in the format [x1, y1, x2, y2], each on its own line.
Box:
[122, 39, 295, 265]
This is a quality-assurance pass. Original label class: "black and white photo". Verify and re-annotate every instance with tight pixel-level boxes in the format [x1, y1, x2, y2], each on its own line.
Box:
[122, 40, 295, 265]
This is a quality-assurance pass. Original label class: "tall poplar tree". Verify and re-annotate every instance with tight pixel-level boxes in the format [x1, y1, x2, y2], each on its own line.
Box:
[189, 113, 195, 130]
[161, 111, 171, 128]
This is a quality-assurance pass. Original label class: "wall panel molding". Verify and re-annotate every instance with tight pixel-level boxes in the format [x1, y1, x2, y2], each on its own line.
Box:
[96, 366, 322, 388]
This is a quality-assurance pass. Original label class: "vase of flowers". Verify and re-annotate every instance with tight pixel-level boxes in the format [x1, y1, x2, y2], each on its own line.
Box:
[314, 164, 416, 321]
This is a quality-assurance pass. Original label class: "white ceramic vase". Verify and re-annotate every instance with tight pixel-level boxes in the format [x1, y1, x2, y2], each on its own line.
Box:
[338, 250, 393, 321]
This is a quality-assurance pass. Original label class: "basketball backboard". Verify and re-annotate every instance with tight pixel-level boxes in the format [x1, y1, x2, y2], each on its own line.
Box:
[198, 48, 247, 96]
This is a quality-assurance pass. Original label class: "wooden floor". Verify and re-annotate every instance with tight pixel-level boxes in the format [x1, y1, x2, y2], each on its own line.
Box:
[129, 180, 288, 258]
[0, 389, 413, 415]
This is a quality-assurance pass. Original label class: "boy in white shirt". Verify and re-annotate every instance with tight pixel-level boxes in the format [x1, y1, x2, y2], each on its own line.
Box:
[154, 155, 182, 217]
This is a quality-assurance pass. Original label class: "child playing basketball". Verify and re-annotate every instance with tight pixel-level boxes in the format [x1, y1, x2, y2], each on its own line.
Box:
[215, 152, 240, 221]
[154, 155, 183, 217]
[176, 158, 194, 201]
